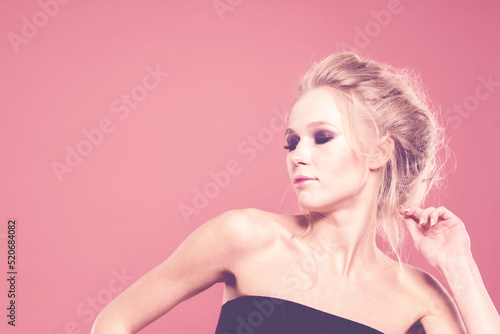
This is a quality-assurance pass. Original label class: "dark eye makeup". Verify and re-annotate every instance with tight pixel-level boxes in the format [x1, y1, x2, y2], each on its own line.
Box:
[314, 131, 334, 144]
[283, 135, 299, 151]
[284, 130, 335, 151]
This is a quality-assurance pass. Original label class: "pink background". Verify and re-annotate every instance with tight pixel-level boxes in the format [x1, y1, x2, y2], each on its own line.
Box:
[1, 0, 499, 333]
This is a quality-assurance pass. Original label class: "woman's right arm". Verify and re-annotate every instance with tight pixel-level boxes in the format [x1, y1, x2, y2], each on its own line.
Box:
[91, 209, 259, 333]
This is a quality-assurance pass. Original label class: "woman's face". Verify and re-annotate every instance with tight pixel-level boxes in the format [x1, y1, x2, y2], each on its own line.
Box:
[286, 87, 368, 212]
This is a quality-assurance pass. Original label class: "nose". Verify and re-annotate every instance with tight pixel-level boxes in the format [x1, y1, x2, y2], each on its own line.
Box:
[289, 142, 311, 166]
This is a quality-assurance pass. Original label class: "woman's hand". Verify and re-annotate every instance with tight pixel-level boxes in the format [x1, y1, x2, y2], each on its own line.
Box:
[400, 206, 500, 333]
[399, 205, 471, 269]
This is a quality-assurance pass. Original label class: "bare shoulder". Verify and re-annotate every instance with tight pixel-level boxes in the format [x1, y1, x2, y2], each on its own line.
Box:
[202, 208, 290, 252]
[400, 264, 465, 332]
[401, 264, 452, 302]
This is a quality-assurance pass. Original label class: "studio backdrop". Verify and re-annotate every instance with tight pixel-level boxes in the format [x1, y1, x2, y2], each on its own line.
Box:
[1, 0, 499, 333]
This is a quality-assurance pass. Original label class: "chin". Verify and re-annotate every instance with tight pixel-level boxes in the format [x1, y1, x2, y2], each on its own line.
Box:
[296, 194, 343, 214]
[296, 198, 329, 213]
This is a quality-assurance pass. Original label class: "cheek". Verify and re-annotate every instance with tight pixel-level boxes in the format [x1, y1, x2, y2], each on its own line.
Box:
[321, 148, 365, 183]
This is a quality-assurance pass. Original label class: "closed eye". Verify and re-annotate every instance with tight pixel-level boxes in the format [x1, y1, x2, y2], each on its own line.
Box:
[314, 131, 334, 144]
[284, 136, 299, 151]
[284, 131, 334, 151]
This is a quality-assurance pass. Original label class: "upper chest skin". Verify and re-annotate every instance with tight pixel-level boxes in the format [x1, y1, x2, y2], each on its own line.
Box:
[221, 213, 427, 333]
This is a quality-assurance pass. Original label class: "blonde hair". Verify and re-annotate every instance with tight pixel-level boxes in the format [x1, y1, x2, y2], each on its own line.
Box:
[293, 51, 447, 262]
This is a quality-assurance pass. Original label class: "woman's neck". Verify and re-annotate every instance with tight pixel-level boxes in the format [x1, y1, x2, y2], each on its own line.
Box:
[299, 206, 387, 278]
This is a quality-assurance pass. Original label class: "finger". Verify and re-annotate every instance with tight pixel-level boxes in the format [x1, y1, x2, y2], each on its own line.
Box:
[429, 207, 443, 226]
[435, 206, 456, 221]
[431, 206, 460, 226]
[403, 217, 423, 246]
[404, 206, 432, 226]
[398, 206, 411, 216]
[418, 207, 436, 227]
[399, 205, 424, 224]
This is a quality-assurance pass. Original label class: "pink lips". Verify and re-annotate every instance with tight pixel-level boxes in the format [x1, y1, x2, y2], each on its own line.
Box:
[294, 175, 317, 187]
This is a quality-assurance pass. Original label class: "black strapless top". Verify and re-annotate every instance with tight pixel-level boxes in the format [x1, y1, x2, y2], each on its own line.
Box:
[214, 295, 384, 334]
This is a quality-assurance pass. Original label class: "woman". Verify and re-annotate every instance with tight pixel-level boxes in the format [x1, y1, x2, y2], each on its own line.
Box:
[91, 52, 500, 333]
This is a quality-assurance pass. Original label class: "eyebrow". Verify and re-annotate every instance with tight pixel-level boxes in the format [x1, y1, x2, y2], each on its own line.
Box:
[285, 120, 336, 136]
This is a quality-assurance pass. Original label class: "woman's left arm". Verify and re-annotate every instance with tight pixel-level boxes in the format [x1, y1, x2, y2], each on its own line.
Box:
[400, 206, 500, 333]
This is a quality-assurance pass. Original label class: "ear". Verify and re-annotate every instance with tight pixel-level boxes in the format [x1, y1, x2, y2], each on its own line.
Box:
[368, 135, 394, 170]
